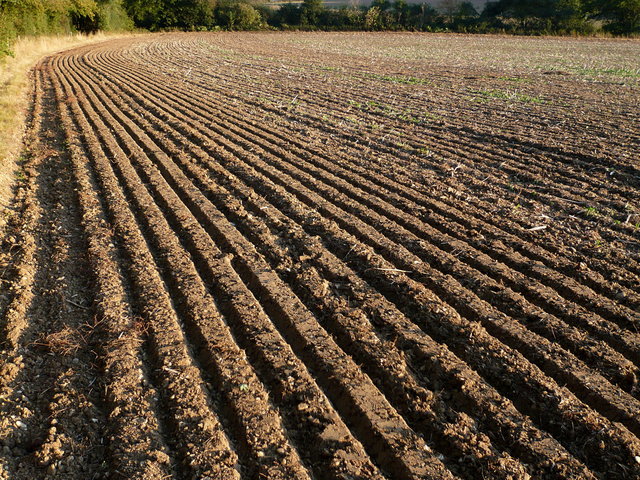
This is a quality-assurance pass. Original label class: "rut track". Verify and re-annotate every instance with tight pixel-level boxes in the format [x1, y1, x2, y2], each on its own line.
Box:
[1, 32, 639, 480]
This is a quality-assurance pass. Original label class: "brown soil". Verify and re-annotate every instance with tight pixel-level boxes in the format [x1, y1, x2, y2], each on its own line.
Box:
[1, 32, 639, 480]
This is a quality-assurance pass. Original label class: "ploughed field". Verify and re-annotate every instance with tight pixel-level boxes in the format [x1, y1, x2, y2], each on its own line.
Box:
[0, 32, 639, 479]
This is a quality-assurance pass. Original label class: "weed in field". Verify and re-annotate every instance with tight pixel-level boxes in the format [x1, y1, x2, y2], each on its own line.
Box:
[346, 97, 434, 126]
[398, 113, 420, 124]
[470, 89, 545, 104]
[286, 96, 300, 113]
[498, 76, 532, 83]
[422, 112, 439, 122]
[318, 65, 340, 72]
[584, 206, 599, 217]
[362, 72, 432, 86]
[572, 66, 640, 78]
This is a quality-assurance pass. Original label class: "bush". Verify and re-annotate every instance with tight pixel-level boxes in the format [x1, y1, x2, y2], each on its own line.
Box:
[98, 0, 134, 31]
[0, 1, 76, 57]
[0, 0, 134, 58]
[216, 1, 263, 30]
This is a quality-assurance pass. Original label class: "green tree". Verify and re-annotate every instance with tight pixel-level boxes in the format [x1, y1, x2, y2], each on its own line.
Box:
[275, 2, 300, 26]
[97, 0, 134, 30]
[216, 0, 263, 29]
[591, 0, 640, 32]
[392, 0, 408, 26]
[481, 0, 587, 31]
[371, 0, 390, 11]
[455, 1, 478, 18]
[122, 0, 165, 29]
[300, 0, 323, 26]
[364, 5, 383, 29]
[451, 1, 478, 30]
[406, 3, 440, 30]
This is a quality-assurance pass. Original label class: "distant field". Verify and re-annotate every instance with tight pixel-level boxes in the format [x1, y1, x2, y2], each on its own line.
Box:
[1, 32, 639, 480]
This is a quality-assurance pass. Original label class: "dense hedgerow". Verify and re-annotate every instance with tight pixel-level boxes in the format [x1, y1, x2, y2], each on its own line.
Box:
[120, 0, 639, 35]
[1, 0, 638, 59]
[265, 0, 639, 35]
[0, 0, 131, 57]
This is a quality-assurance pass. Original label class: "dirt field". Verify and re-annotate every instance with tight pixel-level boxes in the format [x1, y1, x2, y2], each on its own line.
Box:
[0, 32, 639, 479]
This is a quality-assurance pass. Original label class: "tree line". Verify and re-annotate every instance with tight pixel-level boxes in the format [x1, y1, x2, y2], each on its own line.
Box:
[123, 0, 640, 34]
[0, 0, 132, 55]
[1, 0, 639, 58]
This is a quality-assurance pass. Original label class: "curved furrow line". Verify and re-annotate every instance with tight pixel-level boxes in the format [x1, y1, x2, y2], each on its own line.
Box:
[90, 47, 640, 310]
[72, 45, 604, 480]
[9, 34, 637, 480]
[251, 44, 640, 139]
[60, 52, 392, 480]
[172, 134, 640, 477]
[129, 39, 634, 182]
[231, 64, 639, 199]
[125, 105, 603, 480]
[60, 52, 456, 480]
[82, 52, 640, 367]
[138, 79, 626, 251]
[81, 51, 640, 379]
[198, 67, 639, 249]
[71, 45, 536, 480]
[47, 62, 177, 480]
[215, 100, 640, 290]
[180, 78, 640, 297]
[197, 68, 640, 244]
[97, 42, 640, 297]
[163, 39, 640, 162]
[53, 56, 246, 480]
[74, 48, 640, 480]
[154, 44, 640, 208]
[124, 71, 640, 351]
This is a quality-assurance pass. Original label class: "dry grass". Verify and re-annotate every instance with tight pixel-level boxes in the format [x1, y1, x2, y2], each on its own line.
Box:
[33, 325, 85, 356]
[0, 32, 138, 212]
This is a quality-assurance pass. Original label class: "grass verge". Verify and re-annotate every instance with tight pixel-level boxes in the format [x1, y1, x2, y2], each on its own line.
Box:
[0, 32, 138, 215]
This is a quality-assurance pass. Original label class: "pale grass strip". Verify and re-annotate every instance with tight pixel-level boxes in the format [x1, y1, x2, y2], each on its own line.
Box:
[0, 32, 139, 220]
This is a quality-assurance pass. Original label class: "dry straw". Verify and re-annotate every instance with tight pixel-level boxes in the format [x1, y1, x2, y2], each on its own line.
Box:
[0, 32, 136, 219]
